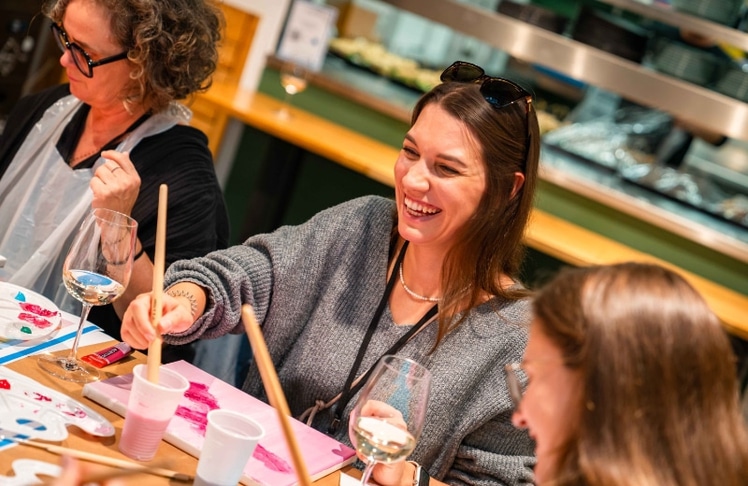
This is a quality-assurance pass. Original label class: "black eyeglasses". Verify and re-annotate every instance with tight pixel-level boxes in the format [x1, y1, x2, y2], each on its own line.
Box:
[51, 23, 128, 78]
[440, 61, 533, 113]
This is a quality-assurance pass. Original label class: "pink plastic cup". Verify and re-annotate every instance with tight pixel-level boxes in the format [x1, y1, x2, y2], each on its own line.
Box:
[118, 364, 189, 461]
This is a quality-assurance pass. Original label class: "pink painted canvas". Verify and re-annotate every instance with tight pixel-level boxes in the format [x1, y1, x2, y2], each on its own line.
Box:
[82, 360, 356, 486]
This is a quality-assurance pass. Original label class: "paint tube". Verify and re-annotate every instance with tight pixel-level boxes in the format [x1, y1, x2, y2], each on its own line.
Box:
[80, 342, 133, 368]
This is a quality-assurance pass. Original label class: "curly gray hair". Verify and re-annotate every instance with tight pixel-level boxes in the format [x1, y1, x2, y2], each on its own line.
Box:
[44, 0, 223, 112]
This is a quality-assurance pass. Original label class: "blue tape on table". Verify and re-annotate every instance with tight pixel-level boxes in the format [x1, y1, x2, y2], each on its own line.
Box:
[0, 325, 101, 365]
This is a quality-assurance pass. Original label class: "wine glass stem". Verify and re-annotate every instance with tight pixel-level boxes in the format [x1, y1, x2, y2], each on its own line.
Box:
[359, 460, 375, 485]
[66, 303, 92, 361]
[279, 91, 294, 114]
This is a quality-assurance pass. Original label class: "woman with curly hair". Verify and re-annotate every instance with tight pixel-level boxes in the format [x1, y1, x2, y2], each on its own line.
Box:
[0, 0, 229, 362]
[508, 262, 748, 485]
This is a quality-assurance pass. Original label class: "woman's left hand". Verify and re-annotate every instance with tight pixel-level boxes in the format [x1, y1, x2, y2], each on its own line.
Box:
[359, 400, 413, 486]
[91, 150, 141, 216]
[52, 456, 125, 486]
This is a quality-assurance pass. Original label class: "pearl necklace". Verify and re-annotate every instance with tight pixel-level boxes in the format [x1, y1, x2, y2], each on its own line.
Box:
[399, 263, 440, 302]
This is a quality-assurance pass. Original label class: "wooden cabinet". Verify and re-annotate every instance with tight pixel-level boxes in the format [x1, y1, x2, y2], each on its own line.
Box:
[189, 3, 259, 157]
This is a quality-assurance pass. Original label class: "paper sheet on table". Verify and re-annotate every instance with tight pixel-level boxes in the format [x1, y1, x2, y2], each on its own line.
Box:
[340, 472, 372, 486]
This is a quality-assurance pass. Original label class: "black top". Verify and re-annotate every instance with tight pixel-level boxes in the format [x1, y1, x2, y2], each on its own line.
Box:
[0, 85, 230, 362]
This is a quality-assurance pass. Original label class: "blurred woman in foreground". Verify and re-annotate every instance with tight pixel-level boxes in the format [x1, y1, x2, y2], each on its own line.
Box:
[508, 262, 748, 485]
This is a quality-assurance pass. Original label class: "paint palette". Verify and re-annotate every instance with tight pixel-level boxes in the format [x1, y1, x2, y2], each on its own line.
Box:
[0, 283, 62, 342]
[0, 459, 61, 485]
[0, 366, 115, 441]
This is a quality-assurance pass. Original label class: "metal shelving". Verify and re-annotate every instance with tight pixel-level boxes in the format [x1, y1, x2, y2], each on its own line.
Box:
[379, 0, 748, 140]
[597, 0, 748, 51]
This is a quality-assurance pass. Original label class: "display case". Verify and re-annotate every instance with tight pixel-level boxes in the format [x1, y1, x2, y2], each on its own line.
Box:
[297, 0, 748, 294]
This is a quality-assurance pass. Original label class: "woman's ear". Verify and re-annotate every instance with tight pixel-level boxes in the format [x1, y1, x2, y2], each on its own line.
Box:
[510, 172, 525, 200]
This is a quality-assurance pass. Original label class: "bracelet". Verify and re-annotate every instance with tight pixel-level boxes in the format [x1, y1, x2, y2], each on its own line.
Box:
[106, 244, 145, 266]
[166, 288, 198, 320]
[408, 461, 430, 486]
[133, 244, 146, 261]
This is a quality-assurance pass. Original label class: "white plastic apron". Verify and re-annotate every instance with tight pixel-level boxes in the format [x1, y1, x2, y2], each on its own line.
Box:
[0, 95, 191, 314]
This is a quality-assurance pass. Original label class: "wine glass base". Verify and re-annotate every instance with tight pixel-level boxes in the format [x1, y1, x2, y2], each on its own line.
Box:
[37, 354, 100, 383]
[275, 107, 292, 120]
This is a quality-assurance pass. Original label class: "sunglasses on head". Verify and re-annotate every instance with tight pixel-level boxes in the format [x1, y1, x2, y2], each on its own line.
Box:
[440, 61, 533, 112]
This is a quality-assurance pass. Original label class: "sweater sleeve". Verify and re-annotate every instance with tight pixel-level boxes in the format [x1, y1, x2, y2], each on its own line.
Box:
[161, 195, 395, 344]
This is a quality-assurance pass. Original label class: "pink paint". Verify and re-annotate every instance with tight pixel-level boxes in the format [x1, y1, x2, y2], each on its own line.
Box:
[25, 391, 52, 402]
[17, 313, 53, 328]
[57, 404, 87, 419]
[184, 382, 220, 408]
[175, 381, 219, 434]
[118, 409, 172, 461]
[253, 444, 293, 473]
[19, 303, 58, 318]
[175, 405, 209, 433]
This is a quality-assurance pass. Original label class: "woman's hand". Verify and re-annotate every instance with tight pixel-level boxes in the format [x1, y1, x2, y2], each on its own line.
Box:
[52, 456, 125, 486]
[358, 400, 413, 486]
[120, 291, 196, 349]
[91, 150, 141, 216]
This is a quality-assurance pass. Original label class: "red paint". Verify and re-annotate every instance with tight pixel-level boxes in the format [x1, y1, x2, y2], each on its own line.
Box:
[58, 404, 87, 418]
[0, 379, 10, 390]
[17, 313, 53, 329]
[25, 391, 52, 402]
[19, 303, 58, 318]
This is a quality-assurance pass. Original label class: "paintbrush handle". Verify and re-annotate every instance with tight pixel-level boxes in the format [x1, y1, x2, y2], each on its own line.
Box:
[242, 304, 313, 486]
[20, 440, 192, 482]
[147, 183, 169, 382]
[40, 460, 183, 485]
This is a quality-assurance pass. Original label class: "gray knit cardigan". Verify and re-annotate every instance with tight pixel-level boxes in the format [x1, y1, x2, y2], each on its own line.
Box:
[163, 195, 536, 485]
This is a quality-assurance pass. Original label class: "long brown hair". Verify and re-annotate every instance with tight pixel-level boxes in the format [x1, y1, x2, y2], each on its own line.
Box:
[408, 80, 540, 348]
[533, 263, 748, 486]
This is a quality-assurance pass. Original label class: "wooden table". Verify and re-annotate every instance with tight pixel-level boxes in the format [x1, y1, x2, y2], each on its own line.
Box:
[0, 343, 353, 485]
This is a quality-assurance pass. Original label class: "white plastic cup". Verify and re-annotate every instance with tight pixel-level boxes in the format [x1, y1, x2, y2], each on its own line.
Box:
[194, 409, 265, 486]
[118, 364, 189, 461]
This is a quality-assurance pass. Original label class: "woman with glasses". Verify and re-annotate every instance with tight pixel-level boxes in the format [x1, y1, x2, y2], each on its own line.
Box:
[509, 262, 748, 486]
[0, 0, 229, 362]
[121, 61, 540, 485]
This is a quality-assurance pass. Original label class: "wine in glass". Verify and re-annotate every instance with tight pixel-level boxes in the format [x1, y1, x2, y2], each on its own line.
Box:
[37, 208, 137, 383]
[348, 355, 431, 485]
[277, 62, 309, 119]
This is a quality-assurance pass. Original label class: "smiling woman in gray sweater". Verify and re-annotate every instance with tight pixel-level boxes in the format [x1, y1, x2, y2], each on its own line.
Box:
[122, 61, 541, 485]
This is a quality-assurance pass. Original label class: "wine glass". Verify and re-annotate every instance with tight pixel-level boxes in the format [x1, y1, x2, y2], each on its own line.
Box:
[348, 355, 431, 485]
[277, 62, 309, 119]
[37, 208, 137, 383]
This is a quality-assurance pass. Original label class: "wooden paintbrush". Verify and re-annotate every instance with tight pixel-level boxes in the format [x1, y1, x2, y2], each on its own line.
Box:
[9, 437, 192, 483]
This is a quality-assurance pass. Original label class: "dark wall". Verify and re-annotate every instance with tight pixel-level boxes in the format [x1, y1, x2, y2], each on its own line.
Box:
[1, 1, 62, 127]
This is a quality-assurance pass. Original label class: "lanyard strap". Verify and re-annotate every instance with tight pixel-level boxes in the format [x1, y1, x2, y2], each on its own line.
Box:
[328, 241, 438, 434]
